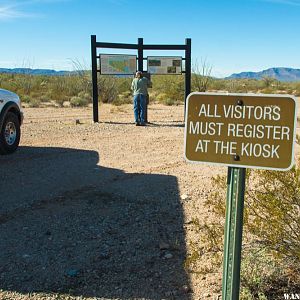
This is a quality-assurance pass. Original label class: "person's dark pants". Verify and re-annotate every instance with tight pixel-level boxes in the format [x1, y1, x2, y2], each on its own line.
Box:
[133, 94, 146, 124]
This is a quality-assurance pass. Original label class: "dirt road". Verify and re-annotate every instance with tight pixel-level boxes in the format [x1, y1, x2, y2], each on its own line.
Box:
[0, 104, 223, 300]
[2, 103, 297, 300]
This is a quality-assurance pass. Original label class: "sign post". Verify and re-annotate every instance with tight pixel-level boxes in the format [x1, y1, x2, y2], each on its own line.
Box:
[222, 167, 245, 300]
[184, 92, 297, 300]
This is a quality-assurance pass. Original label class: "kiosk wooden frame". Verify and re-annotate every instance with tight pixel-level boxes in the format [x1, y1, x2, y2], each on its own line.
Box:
[91, 35, 191, 122]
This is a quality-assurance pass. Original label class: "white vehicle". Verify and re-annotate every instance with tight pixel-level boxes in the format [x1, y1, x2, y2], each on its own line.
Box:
[0, 89, 23, 154]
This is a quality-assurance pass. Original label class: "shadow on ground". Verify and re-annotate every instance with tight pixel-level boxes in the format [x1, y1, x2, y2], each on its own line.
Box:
[0, 146, 191, 299]
[103, 121, 184, 128]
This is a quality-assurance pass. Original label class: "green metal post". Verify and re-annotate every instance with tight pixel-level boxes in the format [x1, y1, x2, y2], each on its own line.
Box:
[222, 167, 246, 300]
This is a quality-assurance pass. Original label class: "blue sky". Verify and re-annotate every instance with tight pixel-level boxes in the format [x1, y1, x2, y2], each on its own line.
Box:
[0, 0, 299, 77]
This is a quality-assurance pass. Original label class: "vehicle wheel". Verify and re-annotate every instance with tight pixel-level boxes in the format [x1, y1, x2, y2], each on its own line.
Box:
[0, 112, 21, 154]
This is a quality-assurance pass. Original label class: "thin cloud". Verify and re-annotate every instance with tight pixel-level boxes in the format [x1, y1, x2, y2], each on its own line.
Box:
[0, 4, 34, 20]
[0, 0, 70, 21]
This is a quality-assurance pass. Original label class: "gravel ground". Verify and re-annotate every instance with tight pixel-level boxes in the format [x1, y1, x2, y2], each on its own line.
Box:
[1, 103, 298, 300]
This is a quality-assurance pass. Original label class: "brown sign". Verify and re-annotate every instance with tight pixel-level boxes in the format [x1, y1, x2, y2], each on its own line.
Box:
[184, 93, 297, 170]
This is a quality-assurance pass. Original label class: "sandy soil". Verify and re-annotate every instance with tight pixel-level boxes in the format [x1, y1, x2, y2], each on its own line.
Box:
[0, 103, 299, 300]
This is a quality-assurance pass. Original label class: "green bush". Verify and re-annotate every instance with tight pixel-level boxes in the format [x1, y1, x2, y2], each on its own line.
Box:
[69, 91, 91, 107]
[112, 92, 132, 106]
[192, 74, 212, 92]
[240, 247, 281, 299]
[209, 79, 226, 91]
[78, 91, 91, 100]
[98, 76, 118, 103]
[246, 168, 300, 263]
[70, 96, 88, 107]
[28, 97, 41, 108]
[54, 95, 68, 107]
[120, 90, 132, 98]
[260, 87, 275, 94]
[164, 98, 177, 106]
[200, 161, 300, 298]
[0, 73, 299, 108]
[155, 93, 179, 106]
[115, 77, 132, 94]
[156, 93, 168, 103]
[21, 95, 31, 103]
[152, 75, 184, 103]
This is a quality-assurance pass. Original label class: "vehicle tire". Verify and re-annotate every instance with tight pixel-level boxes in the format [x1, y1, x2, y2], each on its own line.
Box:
[0, 112, 21, 154]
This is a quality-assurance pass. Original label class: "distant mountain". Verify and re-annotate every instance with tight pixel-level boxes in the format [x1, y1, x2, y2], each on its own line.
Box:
[0, 68, 74, 76]
[226, 67, 300, 82]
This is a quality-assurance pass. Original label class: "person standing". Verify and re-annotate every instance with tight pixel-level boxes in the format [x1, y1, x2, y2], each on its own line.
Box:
[131, 71, 151, 126]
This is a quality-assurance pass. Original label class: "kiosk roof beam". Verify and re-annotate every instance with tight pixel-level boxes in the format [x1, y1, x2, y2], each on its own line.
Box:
[95, 42, 187, 51]
[143, 45, 186, 50]
[96, 42, 138, 49]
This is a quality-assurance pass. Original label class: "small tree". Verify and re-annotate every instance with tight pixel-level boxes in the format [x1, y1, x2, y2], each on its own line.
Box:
[98, 76, 118, 103]
[262, 76, 278, 89]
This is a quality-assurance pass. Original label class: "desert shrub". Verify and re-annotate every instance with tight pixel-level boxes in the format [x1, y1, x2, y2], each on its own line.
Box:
[262, 76, 277, 88]
[207, 78, 285, 94]
[112, 92, 132, 106]
[240, 247, 285, 300]
[98, 76, 118, 103]
[192, 59, 212, 92]
[39, 94, 50, 103]
[28, 97, 41, 108]
[225, 80, 240, 92]
[276, 81, 288, 91]
[120, 90, 132, 99]
[115, 77, 132, 94]
[148, 91, 159, 103]
[0, 72, 299, 108]
[78, 91, 92, 102]
[21, 95, 31, 103]
[70, 96, 88, 107]
[69, 91, 91, 107]
[260, 87, 275, 94]
[152, 75, 184, 103]
[209, 79, 226, 91]
[246, 168, 300, 263]
[163, 76, 184, 102]
[164, 98, 177, 106]
[155, 93, 179, 106]
[72, 71, 92, 95]
[199, 161, 300, 298]
[290, 82, 300, 96]
[56, 96, 69, 107]
[192, 74, 212, 92]
[156, 93, 168, 103]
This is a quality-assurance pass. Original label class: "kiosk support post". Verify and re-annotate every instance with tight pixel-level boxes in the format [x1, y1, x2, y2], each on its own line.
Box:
[185, 38, 192, 117]
[91, 35, 99, 123]
[137, 38, 148, 123]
